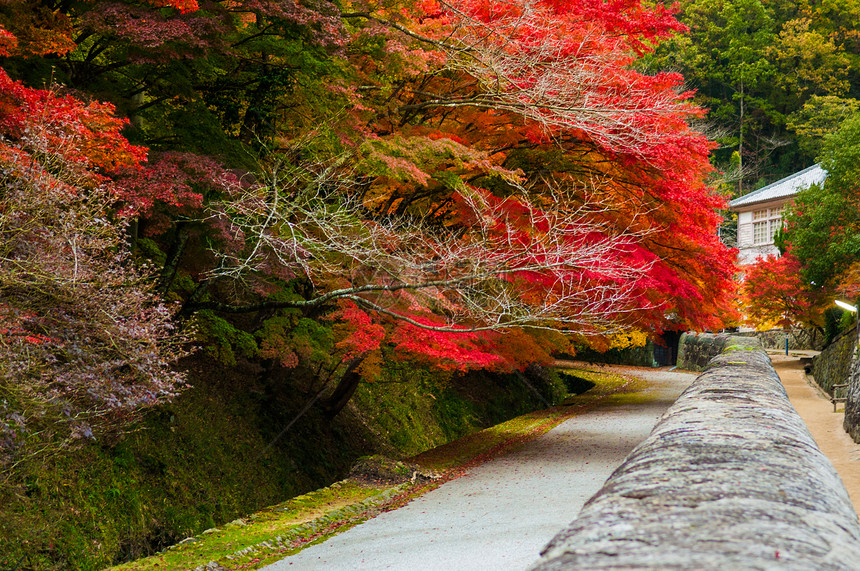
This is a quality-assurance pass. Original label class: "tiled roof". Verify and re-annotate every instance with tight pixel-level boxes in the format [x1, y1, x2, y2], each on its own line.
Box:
[728, 164, 827, 209]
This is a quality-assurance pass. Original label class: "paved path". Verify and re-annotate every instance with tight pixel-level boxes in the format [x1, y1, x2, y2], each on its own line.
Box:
[265, 367, 696, 570]
[771, 352, 860, 513]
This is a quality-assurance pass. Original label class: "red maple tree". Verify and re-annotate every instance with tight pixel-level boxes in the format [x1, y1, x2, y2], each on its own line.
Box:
[0, 0, 740, 425]
[740, 253, 829, 329]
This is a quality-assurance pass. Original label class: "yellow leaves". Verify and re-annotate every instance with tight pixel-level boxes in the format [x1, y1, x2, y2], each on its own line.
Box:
[607, 329, 649, 351]
[575, 329, 649, 354]
[354, 132, 521, 218]
[769, 18, 850, 99]
[786, 95, 860, 156]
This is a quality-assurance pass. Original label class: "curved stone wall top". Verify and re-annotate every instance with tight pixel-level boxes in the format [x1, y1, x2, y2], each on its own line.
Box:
[531, 346, 860, 570]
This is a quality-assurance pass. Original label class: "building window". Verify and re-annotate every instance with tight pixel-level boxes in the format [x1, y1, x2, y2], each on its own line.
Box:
[753, 221, 768, 244]
[752, 208, 782, 245]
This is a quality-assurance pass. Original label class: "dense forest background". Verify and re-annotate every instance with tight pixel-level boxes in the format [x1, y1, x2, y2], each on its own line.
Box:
[653, 0, 860, 188]
[1, 0, 860, 568]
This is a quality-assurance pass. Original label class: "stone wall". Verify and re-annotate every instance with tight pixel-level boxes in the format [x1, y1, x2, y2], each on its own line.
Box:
[813, 327, 857, 394]
[676, 332, 758, 371]
[737, 327, 826, 351]
[843, 328, 860, 443]
[531, 343, 860, 570]
[571, 341, 657, 368]
[575, 331, 683, 369]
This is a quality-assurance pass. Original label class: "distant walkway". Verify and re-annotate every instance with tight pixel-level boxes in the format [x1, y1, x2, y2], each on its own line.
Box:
[772, 352, 860, 513]
[264, 368, 696, 570]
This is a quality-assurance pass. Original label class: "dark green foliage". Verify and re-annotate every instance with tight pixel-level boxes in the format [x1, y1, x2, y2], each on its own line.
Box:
[139, 100, 253, 167]
[824, 307, 846, 347]
[195, 310, 258, 366]
[648, 0, 860, 189]
[784, 113, 860, 289]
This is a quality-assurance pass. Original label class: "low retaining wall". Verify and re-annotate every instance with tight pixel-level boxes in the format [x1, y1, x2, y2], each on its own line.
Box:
[676, 332, 758, 371]
[740, 328, 826, 351]
[571, 341, 657, 368]
[531, 342, 860, 570]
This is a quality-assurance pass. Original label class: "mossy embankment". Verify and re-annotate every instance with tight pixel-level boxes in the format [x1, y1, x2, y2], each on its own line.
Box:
[0, 355, 588, 570]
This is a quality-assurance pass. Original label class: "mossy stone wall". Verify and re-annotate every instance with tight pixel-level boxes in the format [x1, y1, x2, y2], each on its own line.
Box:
[842, 328, 860, 443]
[812, 327, 857, 394]
[676, 332, 761, 371]
[570, 341, 657, 368]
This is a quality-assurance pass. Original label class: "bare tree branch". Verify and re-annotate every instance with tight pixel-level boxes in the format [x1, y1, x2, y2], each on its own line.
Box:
[200, 155, 661, 336]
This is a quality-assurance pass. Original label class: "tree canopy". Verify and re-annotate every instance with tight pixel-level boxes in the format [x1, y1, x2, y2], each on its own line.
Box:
[0, 0, 737, 458]
[649, 0, 860, 191]
[783, 113, 860, 295]
[739, 253, 829, 330]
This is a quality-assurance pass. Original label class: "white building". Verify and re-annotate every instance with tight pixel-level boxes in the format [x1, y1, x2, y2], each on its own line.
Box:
[728, 164, 827, 266]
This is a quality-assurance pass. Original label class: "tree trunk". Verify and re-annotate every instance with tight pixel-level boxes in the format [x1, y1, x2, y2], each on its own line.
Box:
[738, 80, 744, 195]
[321, 354, 366, 418]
